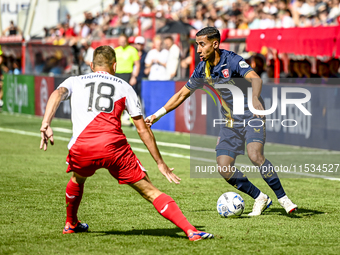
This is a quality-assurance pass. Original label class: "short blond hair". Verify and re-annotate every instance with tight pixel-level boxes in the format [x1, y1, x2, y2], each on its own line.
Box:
[92, 46, 116, 68]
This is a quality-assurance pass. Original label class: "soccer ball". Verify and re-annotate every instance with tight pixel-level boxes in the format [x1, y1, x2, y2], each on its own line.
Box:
[217, 192, 245, 218]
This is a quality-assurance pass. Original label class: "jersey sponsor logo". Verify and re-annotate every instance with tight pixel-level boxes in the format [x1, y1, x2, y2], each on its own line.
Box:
[254, 128, 261, 133]
[239, 61, 249, 68]
[222, 69, 229, 78]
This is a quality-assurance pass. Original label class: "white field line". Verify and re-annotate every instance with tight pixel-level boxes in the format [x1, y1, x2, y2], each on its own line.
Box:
[0, 127, 70, 141]
[50, 127, 340, 155]
[53, 127, 73, 133]
[265, 151, 340, 155]
[1, 127, 339, 181]
[1, 111, 337, 152]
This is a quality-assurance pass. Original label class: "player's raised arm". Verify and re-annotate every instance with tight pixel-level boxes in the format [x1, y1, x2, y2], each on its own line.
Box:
[244, 70, 264, 118]
[132, 115, 181, 184]
[39, 87, 69, 151]
[145, 85, 191, 126]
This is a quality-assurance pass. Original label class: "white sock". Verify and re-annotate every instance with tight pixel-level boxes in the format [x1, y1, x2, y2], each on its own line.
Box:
[278, 195, 288, 201]
[256, 192, 266, 200]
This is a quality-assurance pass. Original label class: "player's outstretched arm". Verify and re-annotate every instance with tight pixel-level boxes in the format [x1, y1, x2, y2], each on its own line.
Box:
[133, 115, 181, 184]
[145, 86, 191, 126]
[244, 70, 264, 118]
[39, 87, 69, 151]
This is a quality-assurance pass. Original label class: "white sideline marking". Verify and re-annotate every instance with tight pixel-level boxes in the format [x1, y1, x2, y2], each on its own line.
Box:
[0, 127, 70, 141]
[53, 127, 73, 133]
[0, 127, 339, 181]
[265, 151, 340, 155]
[52, 127, 340, 155]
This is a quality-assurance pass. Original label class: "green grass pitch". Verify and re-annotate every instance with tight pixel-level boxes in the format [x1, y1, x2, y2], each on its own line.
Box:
[0, 112, 340, 254]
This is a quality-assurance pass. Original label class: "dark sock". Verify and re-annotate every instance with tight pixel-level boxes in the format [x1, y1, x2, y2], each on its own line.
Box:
[226, 168, 261, 199]
[259, 159, 286, 199]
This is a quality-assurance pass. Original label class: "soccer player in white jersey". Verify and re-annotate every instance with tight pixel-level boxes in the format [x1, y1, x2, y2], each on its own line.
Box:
[39, 46, 213, 241]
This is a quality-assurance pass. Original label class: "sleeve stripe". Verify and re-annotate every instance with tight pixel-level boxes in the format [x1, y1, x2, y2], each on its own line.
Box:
[243, 69, 253, 77]
[185, 84, 194, 90]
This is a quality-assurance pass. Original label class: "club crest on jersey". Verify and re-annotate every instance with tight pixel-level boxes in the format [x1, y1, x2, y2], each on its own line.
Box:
[222, 69, 229, 78]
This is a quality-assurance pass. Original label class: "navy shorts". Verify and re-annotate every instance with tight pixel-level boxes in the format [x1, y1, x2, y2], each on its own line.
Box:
[216, 117, 266, 159]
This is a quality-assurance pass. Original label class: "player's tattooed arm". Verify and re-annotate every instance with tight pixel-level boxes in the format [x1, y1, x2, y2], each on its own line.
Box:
[39, 87, 69, 151]
[42, 87, 69, 124]
[57, 87, 69, 101]
[244, 71, 264, 118]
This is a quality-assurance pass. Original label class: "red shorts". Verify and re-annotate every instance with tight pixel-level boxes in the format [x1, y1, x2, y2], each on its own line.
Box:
[66, 143, 146, 184]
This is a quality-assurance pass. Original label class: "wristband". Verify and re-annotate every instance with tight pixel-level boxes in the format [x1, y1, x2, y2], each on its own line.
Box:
[154, 107, 167, 119]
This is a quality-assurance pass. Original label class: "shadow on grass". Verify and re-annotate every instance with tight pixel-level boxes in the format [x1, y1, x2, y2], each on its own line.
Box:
[90, 226, 206, 239]
[266, 208, 324, 218]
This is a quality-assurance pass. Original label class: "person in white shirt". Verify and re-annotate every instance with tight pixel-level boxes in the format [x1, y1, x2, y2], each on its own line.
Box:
[80, 39, 95, 74]
[164, 36, 180, 80]
[328, 0, 340, 21]
[123, 0, 140, 15]
[144, 36, 169, 80]
[281, 9, 295, 28]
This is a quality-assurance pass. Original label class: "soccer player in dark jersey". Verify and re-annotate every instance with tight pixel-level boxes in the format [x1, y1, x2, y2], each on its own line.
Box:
[146, 27, 297, 216]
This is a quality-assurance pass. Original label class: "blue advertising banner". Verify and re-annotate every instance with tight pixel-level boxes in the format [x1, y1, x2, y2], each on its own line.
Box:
[141, 80, 175, 132]
[262, 84, 340, 151]
[139, 80, 340, 151]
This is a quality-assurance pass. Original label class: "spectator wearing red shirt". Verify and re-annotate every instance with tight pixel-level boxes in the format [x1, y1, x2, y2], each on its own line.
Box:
[64, 23, 77, 38]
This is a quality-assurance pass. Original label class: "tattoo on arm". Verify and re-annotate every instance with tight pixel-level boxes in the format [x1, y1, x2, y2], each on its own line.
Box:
[57, 87, 69, 101]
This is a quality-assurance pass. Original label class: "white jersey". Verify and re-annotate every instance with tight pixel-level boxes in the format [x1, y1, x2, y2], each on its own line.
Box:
[58, 71, 142, 159]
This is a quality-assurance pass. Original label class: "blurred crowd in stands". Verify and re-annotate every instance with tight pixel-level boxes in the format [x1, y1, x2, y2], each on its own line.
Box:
[39, 0, 340, 44]
[250, 54, 340, 85]
[3, 0, 340, 42]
